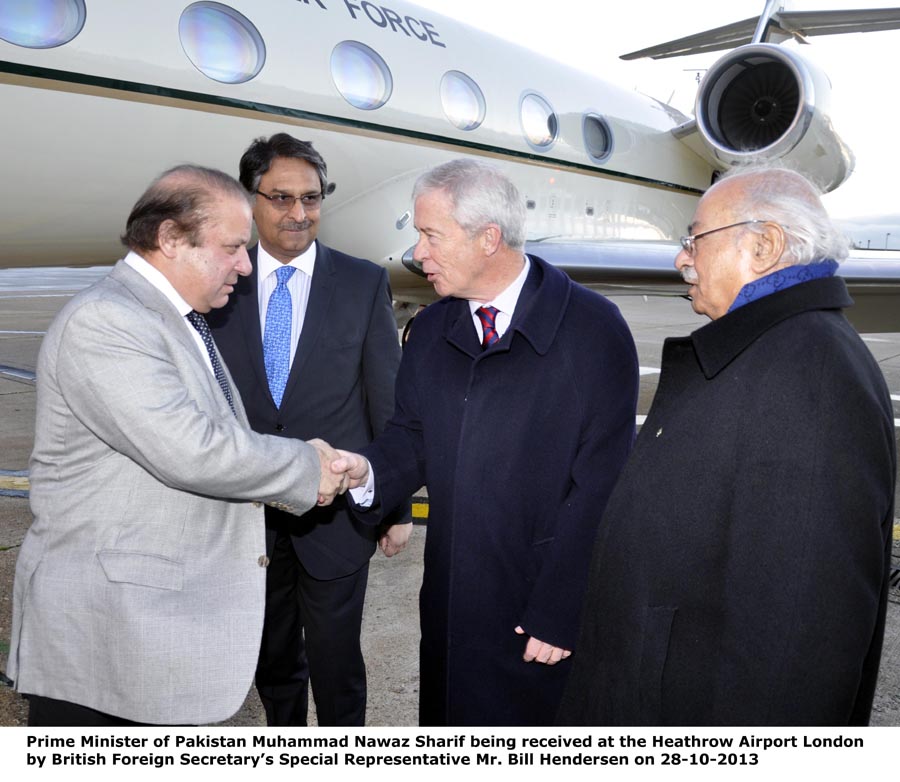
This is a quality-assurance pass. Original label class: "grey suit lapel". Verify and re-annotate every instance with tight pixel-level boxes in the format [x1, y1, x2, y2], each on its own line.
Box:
[110, 261, 249, 424]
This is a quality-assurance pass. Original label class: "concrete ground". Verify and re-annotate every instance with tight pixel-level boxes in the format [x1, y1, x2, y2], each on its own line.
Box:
[0, 269, 898, 726]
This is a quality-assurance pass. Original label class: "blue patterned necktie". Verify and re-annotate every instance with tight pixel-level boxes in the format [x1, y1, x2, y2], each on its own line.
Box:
[264, 265, 297, 407]
[187, 310, 235, 415]
[476, 305, 500, 349]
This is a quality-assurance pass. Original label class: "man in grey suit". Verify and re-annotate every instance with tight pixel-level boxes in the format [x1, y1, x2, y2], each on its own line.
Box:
[8, 165, 347, 727]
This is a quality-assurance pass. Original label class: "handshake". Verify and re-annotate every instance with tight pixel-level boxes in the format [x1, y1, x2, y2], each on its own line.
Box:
[308, 439, 370, 507]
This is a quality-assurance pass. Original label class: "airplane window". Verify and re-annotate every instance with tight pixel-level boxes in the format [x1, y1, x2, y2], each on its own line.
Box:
[179, 2, 266, 84]
[583, 113, 613, 163]
[520, 93, 558, 150]
[0, 0, 85, 48]
[331, 41, 393, 110]
[440, 71, 485, 131]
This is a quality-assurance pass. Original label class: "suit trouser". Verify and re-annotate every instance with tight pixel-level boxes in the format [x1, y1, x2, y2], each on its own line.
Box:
[255, 530, 369, 726]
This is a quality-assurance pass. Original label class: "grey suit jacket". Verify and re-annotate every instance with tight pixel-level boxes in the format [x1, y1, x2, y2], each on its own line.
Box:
[8, 260, 320, 725]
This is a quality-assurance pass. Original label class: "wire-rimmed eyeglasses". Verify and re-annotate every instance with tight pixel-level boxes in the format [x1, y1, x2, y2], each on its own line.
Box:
[679, 219, 770, 256]
[255, 190, 324, 211]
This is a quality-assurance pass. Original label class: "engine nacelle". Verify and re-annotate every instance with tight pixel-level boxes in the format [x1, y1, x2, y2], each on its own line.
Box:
[694, 44, 854, 192]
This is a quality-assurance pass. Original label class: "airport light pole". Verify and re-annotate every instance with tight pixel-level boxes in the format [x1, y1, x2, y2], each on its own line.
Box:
[887, 232, 892, 249]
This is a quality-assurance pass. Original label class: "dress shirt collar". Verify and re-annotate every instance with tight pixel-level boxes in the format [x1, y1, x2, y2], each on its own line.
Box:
[256, 241, 317, 283]
[123, 251, 193, 316]
[468, 256, 531, 322]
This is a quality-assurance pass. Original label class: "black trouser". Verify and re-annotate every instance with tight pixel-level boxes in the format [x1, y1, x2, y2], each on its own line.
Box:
[26, 695, 184, 727]
[255, 530, 369, 726]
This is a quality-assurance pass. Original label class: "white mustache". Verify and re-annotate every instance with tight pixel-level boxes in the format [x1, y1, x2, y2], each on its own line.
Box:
[681, 267, 699, 285]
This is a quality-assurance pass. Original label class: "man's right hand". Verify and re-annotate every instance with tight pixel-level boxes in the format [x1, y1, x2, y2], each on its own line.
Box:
[308, 438, 346, 506]
[330, 450, 371, 489]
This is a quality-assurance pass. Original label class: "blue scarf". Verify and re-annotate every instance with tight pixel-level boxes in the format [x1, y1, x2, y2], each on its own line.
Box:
[728, 259, 838, 313]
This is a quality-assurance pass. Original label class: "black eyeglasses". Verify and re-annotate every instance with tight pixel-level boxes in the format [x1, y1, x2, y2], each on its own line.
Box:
[680, 219, 771, 256]
[255, 190, 324, 211]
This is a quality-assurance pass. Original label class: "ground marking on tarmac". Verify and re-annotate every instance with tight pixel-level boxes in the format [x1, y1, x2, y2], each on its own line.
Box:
[639, 366, 660, 375]
[0, 330, 45, 335]
[891, 395, 900, 402]
[0, 365, 36, 382]
[0, 293, 75, 299]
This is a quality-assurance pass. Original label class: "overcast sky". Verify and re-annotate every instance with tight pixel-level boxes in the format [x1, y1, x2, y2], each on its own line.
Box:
[415, 0, 900, 247]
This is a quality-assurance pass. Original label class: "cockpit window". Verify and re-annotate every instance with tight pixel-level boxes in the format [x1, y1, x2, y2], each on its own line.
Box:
[330, 41, 392, 110]
[179, 2, 266, 84]
[440, 71, 485, 131]
[583, 112, 614, 163]
[520, 92, 558, 150]
[0, 0, 86, 48]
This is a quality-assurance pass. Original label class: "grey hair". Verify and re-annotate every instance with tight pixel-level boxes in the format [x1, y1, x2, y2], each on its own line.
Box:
[412, 159, 527, 250]
[716, 162, 851, 264]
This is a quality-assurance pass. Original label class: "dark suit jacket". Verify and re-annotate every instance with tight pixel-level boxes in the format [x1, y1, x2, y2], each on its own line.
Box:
[208, 242, 402, 579]
[557, 277, 896, 726]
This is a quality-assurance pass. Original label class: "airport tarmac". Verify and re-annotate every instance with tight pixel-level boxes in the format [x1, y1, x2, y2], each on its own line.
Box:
[0, 266, 898, 726]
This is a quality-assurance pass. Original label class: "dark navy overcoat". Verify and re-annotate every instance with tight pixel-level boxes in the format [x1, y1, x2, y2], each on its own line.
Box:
[358, 256, 639, 725]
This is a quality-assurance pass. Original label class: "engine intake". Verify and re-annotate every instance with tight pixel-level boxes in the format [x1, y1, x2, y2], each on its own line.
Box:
[695, 44, 853, 192]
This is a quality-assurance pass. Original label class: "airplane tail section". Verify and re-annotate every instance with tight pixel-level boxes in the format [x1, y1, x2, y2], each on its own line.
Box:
[621, 4, 900, 60]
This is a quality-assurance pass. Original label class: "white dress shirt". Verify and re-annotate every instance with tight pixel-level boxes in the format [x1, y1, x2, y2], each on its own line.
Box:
[256, 241, 316, 369]
[123, 251, 216, 376]
[468, 257, 530, 343]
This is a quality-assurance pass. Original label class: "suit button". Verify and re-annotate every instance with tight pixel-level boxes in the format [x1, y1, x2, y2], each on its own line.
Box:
[258, 555, 270, 568]
[275, 424, 285, 432]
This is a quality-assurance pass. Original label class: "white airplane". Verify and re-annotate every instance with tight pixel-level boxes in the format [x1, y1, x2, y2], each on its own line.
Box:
[2, 0, 900, 330]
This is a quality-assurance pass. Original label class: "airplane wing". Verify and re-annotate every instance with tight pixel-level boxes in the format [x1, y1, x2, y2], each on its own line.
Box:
[621, 8, 900, 60]
[525, 239, 900, 333]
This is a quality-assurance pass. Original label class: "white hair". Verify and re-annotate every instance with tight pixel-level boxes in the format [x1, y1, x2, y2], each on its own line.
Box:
[715, 162, 851, 263]
[412, 159, 527, 250]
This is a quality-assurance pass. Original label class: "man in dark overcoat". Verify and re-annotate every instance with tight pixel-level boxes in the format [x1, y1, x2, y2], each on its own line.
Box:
[558, 165, 897, 726]
[334, 158, 640, 726]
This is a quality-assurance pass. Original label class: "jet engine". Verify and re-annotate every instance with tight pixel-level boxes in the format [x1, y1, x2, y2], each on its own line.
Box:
[694, 44, 853, 192]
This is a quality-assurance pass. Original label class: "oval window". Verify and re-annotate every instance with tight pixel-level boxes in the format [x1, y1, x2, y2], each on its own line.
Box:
[583, 112, 613, 163]
[179, 2, 265, 84]
[520, 92, 558, 150]
[0, 0, 85, 48]
[331, 41, 393, 110]
[440, 70, 485, 131]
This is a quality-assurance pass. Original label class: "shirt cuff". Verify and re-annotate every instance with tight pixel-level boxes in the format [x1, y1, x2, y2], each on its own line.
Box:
[348, 460, 375, 507]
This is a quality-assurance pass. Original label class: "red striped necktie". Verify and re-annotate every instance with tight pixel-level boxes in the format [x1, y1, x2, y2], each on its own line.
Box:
[476, 305, 500, 349]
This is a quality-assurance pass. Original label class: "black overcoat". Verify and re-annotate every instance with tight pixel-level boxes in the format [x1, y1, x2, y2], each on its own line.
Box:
[358, 256, 639, 725]
[558, 276, 896, 726]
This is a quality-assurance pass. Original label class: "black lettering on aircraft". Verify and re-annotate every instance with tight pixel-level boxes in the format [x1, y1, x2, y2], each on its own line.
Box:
[342, 0, 446, 47]
[295, 0, 327, 8]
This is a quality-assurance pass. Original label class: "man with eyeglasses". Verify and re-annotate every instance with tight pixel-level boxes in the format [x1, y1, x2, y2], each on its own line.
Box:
[558, 164, 896, 726]
[207, 134, 409, 727]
